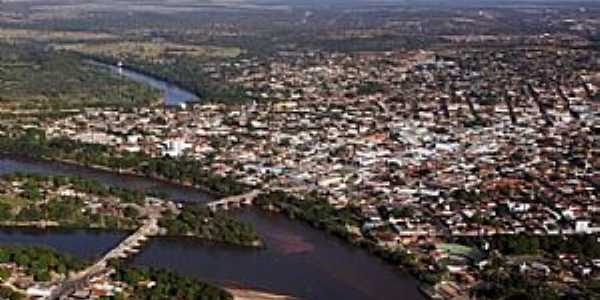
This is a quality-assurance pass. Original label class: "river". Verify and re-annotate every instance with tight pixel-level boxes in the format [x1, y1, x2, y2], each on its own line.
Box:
[0, 63, 424, 299]
[0, 157, 424, 300]
[94, 61, 198, 106]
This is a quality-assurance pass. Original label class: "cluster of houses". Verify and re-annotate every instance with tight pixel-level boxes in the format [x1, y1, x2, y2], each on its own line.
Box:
[43, 48, 599, 298]
[0, 176, 172, 230]
[0, 260, 154, 300]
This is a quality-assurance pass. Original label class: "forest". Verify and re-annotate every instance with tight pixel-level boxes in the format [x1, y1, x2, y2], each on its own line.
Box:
[0, 42, 159, 109]
[109, 260, 233, 300]
[0, 245, 86, 282]
[159, 204, 262, 247]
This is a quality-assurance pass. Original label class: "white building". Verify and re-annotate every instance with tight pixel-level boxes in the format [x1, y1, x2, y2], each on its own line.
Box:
[161, 139, 192, 157]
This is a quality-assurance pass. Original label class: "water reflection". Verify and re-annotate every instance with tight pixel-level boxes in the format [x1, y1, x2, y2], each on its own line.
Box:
[0, 157, 213, 203]
[133, 209, 424, 300]
[0, 158, 424, 300]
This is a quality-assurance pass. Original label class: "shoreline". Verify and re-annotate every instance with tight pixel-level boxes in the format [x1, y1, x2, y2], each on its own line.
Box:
[83, 57, 203, 102]
[0, 153, 429, 298]
[0, 153, 223, 199]
[225, 287, 299, 300]
[52, 157, 224, 198]
[256, 204, 433, 297]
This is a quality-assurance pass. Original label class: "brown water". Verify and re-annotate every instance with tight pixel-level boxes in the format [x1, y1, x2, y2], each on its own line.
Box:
[0, 157, 424, 300]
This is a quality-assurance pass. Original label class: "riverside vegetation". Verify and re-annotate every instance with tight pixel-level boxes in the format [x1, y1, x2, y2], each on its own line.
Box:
[0, 173, 144, 230]
[0, 128, 249, 197]
[72, 46, 248, 104]
[0, 245, 87, 300]
[0, 172, 262, 247]
[109, 259, 234, 300]
[254, 191, 425, 277]
[160, 205, 263, 247]
[0, 245, 86, 281]
[0, 245, 233, 300]
[0, 42, 159, 110]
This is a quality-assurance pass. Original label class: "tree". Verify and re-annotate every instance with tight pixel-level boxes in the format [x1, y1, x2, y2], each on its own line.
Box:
[34, 270, 51, 282]
[22, 181, 42, 201]
[0, 203, 13, 221]
[0, 267, 10, 280]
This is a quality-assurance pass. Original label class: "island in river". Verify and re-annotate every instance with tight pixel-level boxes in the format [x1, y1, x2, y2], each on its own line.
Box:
[0, 62, 424, 299]
[0, 173, 262, 247]
[0, 157, 424, 300]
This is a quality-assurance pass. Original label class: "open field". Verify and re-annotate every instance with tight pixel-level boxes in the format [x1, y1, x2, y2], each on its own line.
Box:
[0, 28, 116, 43]
[1, 0, 291, 21]
[56, 41, 243, 60]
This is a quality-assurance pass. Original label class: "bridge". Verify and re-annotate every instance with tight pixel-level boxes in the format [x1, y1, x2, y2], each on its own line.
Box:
[48, 217, 160, 300]
[206, 187, 308, 212]
[207, 190, 261, 211]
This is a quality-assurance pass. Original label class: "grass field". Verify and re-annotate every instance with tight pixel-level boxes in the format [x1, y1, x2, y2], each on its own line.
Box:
[0, 28, 117, 43]
[56, 41, 243, 60]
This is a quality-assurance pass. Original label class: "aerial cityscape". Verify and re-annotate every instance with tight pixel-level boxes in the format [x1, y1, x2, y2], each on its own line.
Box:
[0, 0, 598, 299]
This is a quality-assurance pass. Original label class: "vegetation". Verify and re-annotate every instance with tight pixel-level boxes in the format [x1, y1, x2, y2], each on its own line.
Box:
[0, 42, 159, 109]
[474, 265, 563, 300]
[356, 81, 385, 95]
[58, 41, 241, 60]
[255, 190, 361, 238]
[255, 191, 419, 271]
[83, 53, 248, 104]
[0, 286, 23, 300]
[0, 173, 145, 229]
[457, 235, 600, 299]
[0, 128, 249, 196]
[159, 205, 262, 247]
[458, 234, 600, 258]
[109, 259, 233, 300]
[0, 191, 138, 230]
[0, 28, 116, 43]
[4, 173, 146, 205]
[0, 244, 232, 300]
[0, 245, 86, 281]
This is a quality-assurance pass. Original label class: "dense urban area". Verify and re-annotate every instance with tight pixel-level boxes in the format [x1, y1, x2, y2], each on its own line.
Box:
[0, 0, 599, 299]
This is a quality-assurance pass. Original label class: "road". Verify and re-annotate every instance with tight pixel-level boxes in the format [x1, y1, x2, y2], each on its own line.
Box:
[48, 217, 159, 300]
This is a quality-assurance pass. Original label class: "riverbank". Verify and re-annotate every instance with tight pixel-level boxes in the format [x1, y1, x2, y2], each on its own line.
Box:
[0, 141, 428, 297]
[0, 160, 425, 300]
[85, 59, 199, 107]
[0, 152, 222, 200]
[226, 288, 299, 300]
[4, 131, 424, 298]
[252, 191, 457, 299]
[0, 172, 263, 248]
[48, 156, 223, 198]
[83, 56, 202, 100]
[0, 129, 249, 197]
[0, 244, 234, 300]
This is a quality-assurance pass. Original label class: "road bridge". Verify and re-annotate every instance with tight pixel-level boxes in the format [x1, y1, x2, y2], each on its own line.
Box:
[207, 190, 261, 211]
[48, 217, 159, 300]
[206, 187, 308, 212]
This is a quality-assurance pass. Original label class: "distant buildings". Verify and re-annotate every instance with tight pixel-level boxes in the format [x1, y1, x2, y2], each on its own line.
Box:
[41, 47, 600, 299]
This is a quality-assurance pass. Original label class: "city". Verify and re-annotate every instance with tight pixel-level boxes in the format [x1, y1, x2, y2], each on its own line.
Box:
[0, 0, 599, 299]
